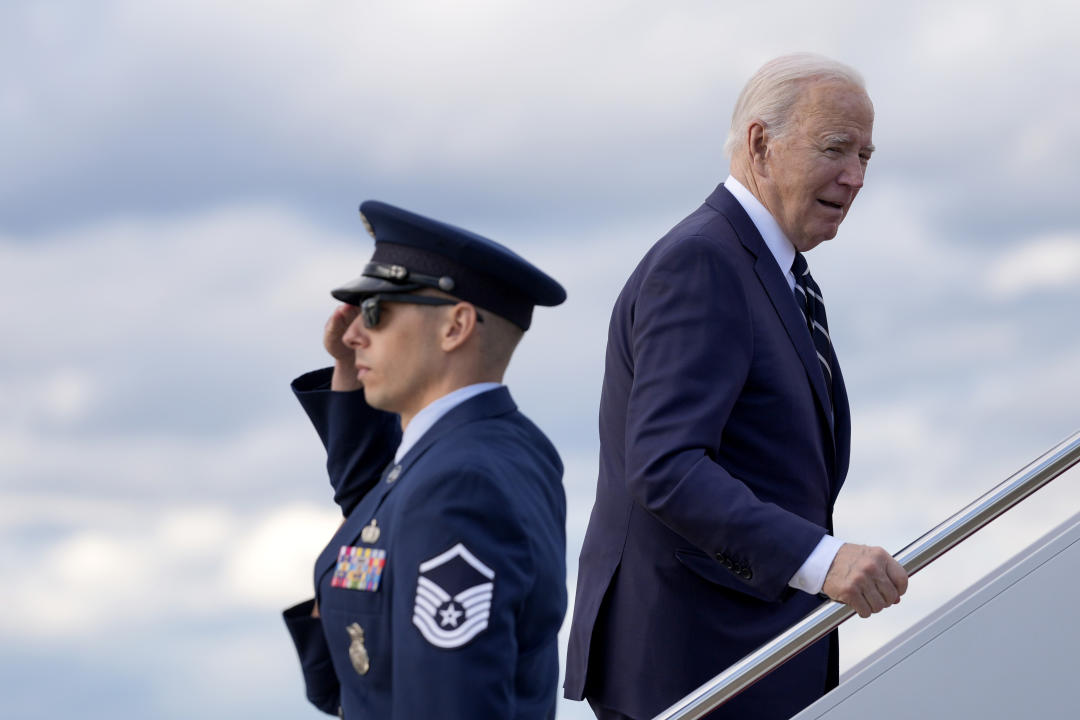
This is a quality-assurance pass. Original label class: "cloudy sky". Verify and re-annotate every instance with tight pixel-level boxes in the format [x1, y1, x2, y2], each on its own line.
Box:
[3, 1, 1079, 718]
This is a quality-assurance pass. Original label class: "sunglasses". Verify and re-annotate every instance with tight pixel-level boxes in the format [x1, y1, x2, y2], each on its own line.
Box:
[359, 293, 484, 329]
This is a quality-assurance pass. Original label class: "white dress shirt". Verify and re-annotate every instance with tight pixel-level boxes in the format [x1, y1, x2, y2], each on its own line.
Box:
[724, 175, 844, 596]
[393, 383, 503, 464]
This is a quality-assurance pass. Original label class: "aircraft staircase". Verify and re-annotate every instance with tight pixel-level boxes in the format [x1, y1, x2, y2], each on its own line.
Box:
[653, 430, 1080, 720]
[793, 507, 1080, 718]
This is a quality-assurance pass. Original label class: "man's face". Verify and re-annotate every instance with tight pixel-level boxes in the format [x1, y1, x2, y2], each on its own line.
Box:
[342, 296, 446, 423]
[759, 80, 875, 252]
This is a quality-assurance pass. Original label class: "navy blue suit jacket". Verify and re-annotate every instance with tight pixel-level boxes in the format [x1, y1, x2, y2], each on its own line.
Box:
[564, 184, 851, 719]
[284, 369, 567, 719]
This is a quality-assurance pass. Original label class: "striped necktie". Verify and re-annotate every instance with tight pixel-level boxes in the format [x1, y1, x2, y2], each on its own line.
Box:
[792, 252, 834, 403]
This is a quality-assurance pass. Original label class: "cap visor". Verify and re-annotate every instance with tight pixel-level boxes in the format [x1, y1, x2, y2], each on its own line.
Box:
[330, 275, 421, 305]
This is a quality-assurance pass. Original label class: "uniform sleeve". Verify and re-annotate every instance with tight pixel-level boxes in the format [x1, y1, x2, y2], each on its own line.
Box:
[283, 599, 341, 716]
[292, 368, 402, 515]
[388, 467, 551, 720]
[624, 237, 825, 599]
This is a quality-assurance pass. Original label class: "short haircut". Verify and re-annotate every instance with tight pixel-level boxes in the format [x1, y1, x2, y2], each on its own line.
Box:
[476, 310, 525, 377]
[723, 53, 867, 160]
[419, 289, 525, 376]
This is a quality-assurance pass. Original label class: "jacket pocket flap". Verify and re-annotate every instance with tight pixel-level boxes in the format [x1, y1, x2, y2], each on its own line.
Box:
[674, 548, 777, 603]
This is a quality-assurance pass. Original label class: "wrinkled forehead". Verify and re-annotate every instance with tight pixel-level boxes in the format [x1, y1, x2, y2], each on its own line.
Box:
[799, 78, 872, 115]
[793, 79, 875, 137]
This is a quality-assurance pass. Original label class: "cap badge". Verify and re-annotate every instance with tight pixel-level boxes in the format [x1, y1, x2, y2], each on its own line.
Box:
[359, 213, 375, 239]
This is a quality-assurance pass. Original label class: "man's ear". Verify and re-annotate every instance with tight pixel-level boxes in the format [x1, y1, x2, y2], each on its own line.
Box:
[440, 302, 479, 352]
[748, 121, 770, 176]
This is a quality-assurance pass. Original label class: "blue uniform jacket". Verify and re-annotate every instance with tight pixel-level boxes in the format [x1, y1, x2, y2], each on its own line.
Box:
[284, 369, 567, 719]
[564, 184, 851, 719]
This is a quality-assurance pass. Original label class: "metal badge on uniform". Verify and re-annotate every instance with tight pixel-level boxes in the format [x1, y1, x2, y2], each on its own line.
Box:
[360, 519, 380, 544]
[346, 623, 370, 675]
[385, 465, 402, 483]
[412, 543, 495, 649]
[331, 546, 387, 591]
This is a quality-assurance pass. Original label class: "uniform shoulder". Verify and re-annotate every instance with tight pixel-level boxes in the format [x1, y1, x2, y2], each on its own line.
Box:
[406, 413, 561, 492]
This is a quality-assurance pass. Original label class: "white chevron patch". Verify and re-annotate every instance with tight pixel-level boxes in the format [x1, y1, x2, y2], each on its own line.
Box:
[412, 543, 495, 649]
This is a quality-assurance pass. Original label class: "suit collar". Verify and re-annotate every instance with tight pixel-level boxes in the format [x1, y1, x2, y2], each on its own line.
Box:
[315, 387, 517, 585]
[707, 183, 836, 437]
[706, 183, 767, 258]
[723, 175, 797, 286]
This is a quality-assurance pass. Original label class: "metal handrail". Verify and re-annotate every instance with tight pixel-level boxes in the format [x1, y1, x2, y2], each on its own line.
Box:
[654, 429, 1080, 720]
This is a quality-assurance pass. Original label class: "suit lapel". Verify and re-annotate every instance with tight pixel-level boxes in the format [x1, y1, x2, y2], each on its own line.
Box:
[752, 254, 836, 436]
[828, 350, 851, 501]
[706, 185, 836, 438]
[316, 387, 517, 581]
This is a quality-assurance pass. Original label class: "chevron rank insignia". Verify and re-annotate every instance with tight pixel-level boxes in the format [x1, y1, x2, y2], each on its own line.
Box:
[412, 543, 495, 648]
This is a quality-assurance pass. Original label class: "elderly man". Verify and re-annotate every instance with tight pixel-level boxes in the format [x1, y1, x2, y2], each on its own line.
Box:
[564, 54, 909, 720]
[283, 201, 567, 719]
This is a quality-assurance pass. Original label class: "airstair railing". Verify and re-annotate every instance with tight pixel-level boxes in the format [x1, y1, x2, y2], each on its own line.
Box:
[653, 429, 1080, 720]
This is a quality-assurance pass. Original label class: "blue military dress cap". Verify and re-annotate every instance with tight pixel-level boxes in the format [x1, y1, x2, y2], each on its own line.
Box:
[332, 201, 566, 330]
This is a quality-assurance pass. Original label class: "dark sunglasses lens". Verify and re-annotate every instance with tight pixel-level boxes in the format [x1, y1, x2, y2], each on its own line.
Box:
[361, 297, 380, 328]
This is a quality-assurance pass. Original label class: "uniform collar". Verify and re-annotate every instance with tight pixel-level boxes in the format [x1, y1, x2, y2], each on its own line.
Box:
[394, 383, 503, 463]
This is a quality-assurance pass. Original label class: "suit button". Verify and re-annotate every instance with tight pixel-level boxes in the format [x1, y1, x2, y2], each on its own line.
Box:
[742, 568, 753, 580]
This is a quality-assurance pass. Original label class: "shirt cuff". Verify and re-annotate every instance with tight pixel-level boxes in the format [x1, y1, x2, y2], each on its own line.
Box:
[788, 534, 844, 595]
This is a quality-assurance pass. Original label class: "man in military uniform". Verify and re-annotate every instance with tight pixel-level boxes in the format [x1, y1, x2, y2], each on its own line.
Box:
[283, 201, 567, 719]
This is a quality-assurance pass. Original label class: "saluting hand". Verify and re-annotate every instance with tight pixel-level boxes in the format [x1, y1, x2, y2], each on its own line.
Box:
[822, 543, 908, 618]
[325, 304, 363, 391]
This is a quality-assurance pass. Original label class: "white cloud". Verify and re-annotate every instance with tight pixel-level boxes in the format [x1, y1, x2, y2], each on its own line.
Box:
[6, 0, 1074, 236]
[0, 499, 340, 640]
[0, 416, 329, 504]
[40, 368, 97, 423]
[222, 505, 343, 607]
[985, 234, 1080, 297]
[0, 205, 350, 351]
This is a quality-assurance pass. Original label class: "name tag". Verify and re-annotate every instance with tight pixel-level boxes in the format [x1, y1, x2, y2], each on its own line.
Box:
[331, 546, 387, 591]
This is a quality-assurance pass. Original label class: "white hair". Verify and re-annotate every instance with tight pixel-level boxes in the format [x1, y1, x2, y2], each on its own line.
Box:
[723, 53, 867, 159]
